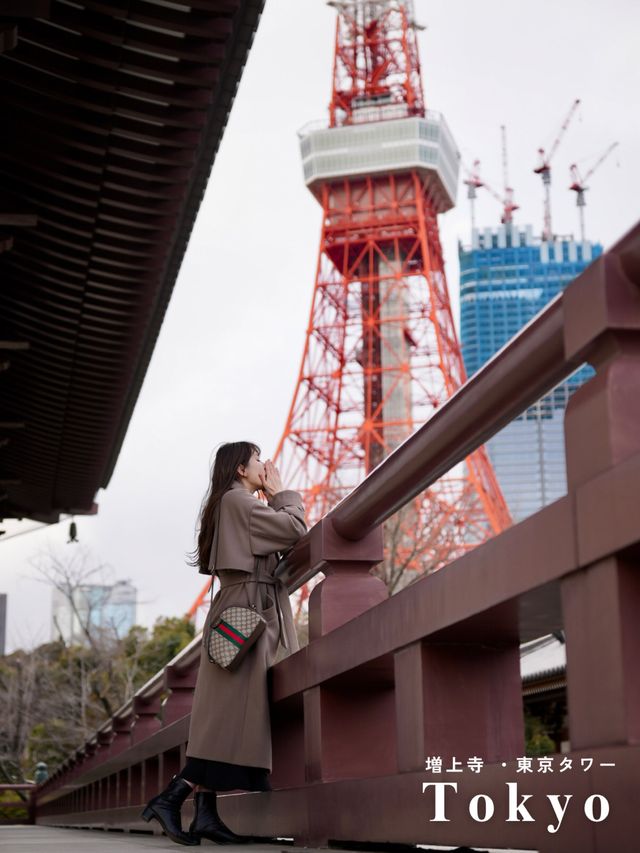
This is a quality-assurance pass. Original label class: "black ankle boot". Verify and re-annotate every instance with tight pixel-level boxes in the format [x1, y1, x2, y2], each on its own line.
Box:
[141, 775, 200, 846]
[188, 791, 253, 844]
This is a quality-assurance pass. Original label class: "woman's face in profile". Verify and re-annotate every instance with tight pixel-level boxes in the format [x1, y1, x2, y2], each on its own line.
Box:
[239, 449, 265, 492]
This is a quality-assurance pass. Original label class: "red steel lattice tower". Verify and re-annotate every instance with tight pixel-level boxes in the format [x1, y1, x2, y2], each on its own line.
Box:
[187, 1, 511, 624]
[273, 0, 511, 610]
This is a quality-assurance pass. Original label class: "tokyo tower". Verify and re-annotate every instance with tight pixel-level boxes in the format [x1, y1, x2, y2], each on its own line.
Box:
[188, 0, 510, 624]
[273, 0, 511, 602]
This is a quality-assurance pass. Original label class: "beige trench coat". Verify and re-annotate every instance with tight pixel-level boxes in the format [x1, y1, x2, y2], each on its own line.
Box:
[186, 481, 306, 770]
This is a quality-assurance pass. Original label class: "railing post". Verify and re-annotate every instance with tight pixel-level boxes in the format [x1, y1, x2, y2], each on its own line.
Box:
[132, 694, 162, 743]
[307, 517, 386, 640]
[562, 555, 640, 749]
[303, 518, 391, 805]
[163, 662, 198, 725]
[130, 763, 143, 810]
[144, 755, 161, 802]
[27, 786, 36, 825]
[110, 711, 135, 757]
[394, 622, 524, 768]
[561, 248, 640, 750]
[563, 254, 640, 487]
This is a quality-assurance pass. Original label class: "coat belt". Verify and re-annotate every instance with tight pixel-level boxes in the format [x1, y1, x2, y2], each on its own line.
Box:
[218, 573, 297, 652]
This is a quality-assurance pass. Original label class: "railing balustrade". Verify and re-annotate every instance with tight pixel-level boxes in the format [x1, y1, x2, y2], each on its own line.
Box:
[34, 222, 640, 852]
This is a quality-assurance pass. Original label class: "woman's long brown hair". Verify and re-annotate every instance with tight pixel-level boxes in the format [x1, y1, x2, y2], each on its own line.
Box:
[188, 441, 260, 572]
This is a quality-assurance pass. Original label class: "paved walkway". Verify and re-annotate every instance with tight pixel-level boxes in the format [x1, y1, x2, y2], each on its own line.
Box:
[0, 826, 523, 852]
[0, 826, 290, 852]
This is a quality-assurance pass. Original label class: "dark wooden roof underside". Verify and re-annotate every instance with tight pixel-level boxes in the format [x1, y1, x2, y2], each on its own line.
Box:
[0, 0, 264, 522]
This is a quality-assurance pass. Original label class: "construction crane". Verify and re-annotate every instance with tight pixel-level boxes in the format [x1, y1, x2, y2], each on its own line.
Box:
[462, 159, 518, 228]
[463, 126, 519, 232]
[498, 124, 519, 225]
[500, 126, 510, 202]
[534, 98, 581, 241]
[463, 159, 483, 231]
[483, 179, 519, 226]
[569, 142, 619, 242]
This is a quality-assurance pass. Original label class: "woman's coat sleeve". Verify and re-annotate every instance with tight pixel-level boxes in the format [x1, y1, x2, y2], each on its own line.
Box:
[249, 489, 307, 555]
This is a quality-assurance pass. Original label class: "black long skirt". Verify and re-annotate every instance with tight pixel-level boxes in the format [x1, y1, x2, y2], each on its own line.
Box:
[179, 757, 272, 792]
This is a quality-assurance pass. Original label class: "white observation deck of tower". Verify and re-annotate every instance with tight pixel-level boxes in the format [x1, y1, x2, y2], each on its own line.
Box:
[298, 110, 460, 214]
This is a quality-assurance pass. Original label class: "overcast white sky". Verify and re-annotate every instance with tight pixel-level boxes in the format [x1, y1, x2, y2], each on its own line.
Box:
[2, 0, 638, 654]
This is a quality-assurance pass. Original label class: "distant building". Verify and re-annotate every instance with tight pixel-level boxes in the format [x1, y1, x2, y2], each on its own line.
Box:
[51, 580, 137, 645]
[459, 224, 603, 521]
[0, 593, 6, 656]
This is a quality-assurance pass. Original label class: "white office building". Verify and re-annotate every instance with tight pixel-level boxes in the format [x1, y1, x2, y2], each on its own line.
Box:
[51, 580, 137, 645]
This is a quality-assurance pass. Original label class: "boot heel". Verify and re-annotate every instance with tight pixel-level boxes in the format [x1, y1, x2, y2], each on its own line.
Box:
[141, 806, 154, 822]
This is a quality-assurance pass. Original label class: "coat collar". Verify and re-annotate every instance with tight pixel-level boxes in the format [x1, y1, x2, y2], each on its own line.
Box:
[229, 479, 254, 494]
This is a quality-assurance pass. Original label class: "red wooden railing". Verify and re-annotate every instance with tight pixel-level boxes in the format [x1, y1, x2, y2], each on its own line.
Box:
[35, 222, 640, 852]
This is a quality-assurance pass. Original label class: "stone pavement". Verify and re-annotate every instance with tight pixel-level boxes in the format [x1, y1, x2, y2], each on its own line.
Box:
[1, 826, 283, 852]
[0, 826, 527, 852]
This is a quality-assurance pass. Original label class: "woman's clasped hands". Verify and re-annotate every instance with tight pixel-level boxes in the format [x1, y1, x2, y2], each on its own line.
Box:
[259, 459, 284, 498]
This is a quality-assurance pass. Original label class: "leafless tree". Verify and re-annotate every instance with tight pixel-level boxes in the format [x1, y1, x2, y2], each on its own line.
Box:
[0, 647, 39, 781]
[1, 547, 192, 782]
[373, 483, 493, 594]
[31, 546, 116, 650]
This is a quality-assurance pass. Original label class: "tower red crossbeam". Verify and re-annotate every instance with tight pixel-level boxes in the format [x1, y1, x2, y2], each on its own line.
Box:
[187, 1, 511, 624]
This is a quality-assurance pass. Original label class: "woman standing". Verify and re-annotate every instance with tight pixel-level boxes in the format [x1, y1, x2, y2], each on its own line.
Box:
[142, 442, 307, 846]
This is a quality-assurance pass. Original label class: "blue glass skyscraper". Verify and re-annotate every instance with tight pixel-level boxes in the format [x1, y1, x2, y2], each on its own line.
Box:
[459, 224, 602, 521]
